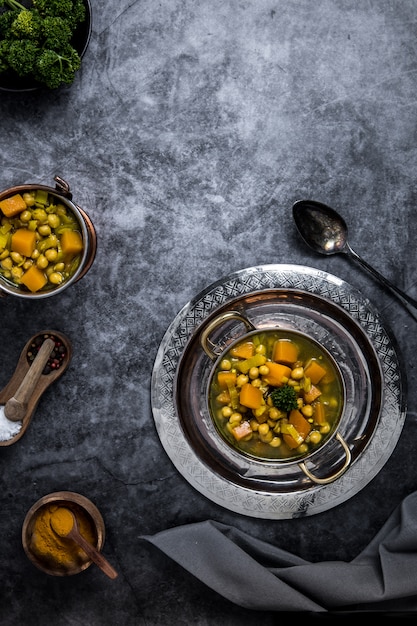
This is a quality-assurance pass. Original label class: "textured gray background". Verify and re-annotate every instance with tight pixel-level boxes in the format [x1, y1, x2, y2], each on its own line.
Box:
[1, 0, 417, 623]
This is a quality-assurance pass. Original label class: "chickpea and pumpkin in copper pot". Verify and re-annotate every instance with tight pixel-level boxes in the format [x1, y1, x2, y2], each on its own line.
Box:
[202, 311, 350, 484]
[0, 177, 96, 298]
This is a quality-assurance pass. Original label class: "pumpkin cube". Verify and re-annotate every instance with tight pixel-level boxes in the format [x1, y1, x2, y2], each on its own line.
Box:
[239, 382, 263, 409]
[61, 230, 83, 257]
[20, 264, 47, 292]
[11, 228, 37, 257]
[0, 193, 27, 218]
[272, 339, 299, 365]
[262, 361, 292, 386]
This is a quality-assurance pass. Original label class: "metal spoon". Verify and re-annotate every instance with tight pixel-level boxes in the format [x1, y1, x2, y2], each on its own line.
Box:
[292, 199, 417, 321]
[50, 507, 118, 580]
[4, 338, 55, 422]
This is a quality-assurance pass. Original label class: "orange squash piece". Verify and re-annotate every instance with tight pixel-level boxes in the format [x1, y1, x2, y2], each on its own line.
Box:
[20, 264, 47, 292]
[272, 339, 299, 365]
[304, 359, 327, 385]
[303, 384, 322, 404]
[239, 383, 263, 409]
[232, 420, 253, 441]
[230, 341, 254, 359]
[313, 401, 326, 425]
[61, 230, 83, 257]
[217, 371, 237, 389]
[262, 361, 292, 386]
[0, 193, 26, 217]
[283, 409, 311, 449]
[11, 228, 37, 257]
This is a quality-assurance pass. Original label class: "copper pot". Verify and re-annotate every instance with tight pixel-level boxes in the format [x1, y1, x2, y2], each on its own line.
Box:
[0, 176, 96, 299]
[200, 311, 351, 485]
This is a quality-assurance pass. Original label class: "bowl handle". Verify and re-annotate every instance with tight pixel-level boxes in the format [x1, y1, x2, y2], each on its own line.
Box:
[298, 432, 352, 485]
[200, 311, 256, 360]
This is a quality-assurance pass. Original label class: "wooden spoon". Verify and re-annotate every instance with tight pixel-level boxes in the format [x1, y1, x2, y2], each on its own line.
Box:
[4, 338, 55, 422]
[50, 507, 118, 580]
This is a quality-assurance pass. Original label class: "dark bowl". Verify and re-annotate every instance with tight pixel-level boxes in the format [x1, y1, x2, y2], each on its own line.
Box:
[0, 0, 92, 93]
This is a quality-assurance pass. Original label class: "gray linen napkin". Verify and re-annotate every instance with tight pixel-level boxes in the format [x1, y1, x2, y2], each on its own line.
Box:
[141, 491, 417, 612]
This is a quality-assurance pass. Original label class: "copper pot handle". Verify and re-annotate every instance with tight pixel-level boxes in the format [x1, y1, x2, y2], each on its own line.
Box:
[298, 432, 352, 485]
[200, 311, 256, 360]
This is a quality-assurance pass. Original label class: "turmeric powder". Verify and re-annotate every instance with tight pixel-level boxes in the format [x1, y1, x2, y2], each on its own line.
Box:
[29, 503, 96, 571]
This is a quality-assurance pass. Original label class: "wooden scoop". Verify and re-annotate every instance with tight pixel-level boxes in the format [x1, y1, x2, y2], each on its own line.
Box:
[0, 330, 72, 446]
[4, 338, 55, 422]
[50, 507, 118, 580]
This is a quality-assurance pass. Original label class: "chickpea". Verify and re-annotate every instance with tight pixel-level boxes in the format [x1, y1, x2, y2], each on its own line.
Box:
[259, 430, 273, 443]
[301, 404, 313, 418]
[269, 436, 282, 448]
[251, 378, 262, 388]
[45, 248, 58, 262]
[320, 423, 331, 434]
[309, 431, 322, 445]
[220, 359, 231, 371]
[291, 366, 304, 380]
[255, 344, 266, 355]
[250, 419, 259, 431]
[23, 260, 32, 270]
[254, 405, 267, 419]
[48, 272, 63, 285]
[20, 210, 32, 222]
[1, 257, 13, 270]
[22, 192, 35, 206]
[248, 366, 259, 380]
[0, 249, 9, 260]
[31, 249, 40, 260]
[236, 374, 249, 387]
[221, 406, 233, 418]
[11, 266, 23, 279]
[258, 423, 270, 437]
[38, 224, 51, 237]
[258, 364, 269, 376]
[229, 412, 242, 425]
[297, 397, 304, 409]
[32, 208, 47, 222]
[36, 254, 48, 269]
[54, 262, 65, 272]
[297, 443, 309, 455]
[47, 214, 61, 229]
[268, 407, 281, 420]
[10, 251, 24, 264]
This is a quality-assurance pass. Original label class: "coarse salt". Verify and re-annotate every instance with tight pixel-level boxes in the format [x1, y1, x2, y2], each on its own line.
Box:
[0, 404, 22, 441]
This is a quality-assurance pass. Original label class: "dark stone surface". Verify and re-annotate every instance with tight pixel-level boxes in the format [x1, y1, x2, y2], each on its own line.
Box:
[1, 0, 417, 623]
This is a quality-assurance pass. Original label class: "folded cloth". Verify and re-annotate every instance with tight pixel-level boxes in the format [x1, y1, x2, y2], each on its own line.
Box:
[141, 491, 417, 612]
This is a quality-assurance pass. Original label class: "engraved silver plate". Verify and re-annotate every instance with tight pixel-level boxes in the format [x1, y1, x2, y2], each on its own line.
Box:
[151, 264, 406, 519]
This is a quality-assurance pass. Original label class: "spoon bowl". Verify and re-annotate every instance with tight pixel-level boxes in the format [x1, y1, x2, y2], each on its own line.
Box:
[50, 507, 118, 579]
[292, 199, 417, 321]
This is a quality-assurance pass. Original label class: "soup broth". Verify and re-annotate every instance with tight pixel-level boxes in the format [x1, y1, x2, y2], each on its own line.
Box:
[209, 329, 344, 461]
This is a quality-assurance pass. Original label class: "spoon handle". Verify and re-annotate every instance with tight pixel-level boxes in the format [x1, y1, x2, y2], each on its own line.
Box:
[69, 529, 118, 579]
[347, 244, 417, 321]
[4, 338, 55, 422]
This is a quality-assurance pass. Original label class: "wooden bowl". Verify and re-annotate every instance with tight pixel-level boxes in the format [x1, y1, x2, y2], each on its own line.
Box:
[22, 492, 105, 576]
[0, 330, 72, 447]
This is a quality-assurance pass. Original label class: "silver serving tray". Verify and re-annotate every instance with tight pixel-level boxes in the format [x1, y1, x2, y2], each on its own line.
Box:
[151, 265, 406, 519]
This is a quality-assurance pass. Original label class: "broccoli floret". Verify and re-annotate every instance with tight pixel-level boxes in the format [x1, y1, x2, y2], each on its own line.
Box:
[32, 0, 85, 29]
[34, 45, 81, 88]
[10, 8, 42, 40]
[269, 385, 299, 412]
[7, 38, 39, 75]
[42, 16, 72, 50]
[0, 0, 86, 88]
[0, 38, 10, 71]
